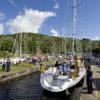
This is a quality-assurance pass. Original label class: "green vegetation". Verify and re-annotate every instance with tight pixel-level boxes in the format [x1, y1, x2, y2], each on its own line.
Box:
[12, 62, 34, 72]
[0, 62, 34, 74]
[0, 33, 100, 58]
[0, 33, 99, 75]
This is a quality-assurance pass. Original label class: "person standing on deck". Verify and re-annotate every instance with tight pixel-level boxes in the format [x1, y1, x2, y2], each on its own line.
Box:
[64, 57, 71, 67]
[86, 65, 93, 94]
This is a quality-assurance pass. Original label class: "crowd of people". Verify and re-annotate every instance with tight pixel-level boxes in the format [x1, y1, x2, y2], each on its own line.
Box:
[28, 55, 50, 72]
[54, 55, 94, 94]
[54, 55, 83, 76]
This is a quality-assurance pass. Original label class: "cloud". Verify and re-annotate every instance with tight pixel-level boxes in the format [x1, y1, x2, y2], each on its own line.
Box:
[54, 0, 59, 9]
[51, 29, 60, 37]
[91, 36, 100, 40]
[0, 23, 4, 34]
[0, 12, 5, 21]
[6, 8, 56, 34]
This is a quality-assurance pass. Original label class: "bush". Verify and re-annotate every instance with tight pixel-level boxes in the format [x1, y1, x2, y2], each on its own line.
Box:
[0, 51, 11, 58]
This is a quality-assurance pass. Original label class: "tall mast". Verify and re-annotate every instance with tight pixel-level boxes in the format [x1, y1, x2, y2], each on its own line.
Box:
[61, 32, 63, 53]
[20, 23, 22, 58]
[72, 0, 77, 55]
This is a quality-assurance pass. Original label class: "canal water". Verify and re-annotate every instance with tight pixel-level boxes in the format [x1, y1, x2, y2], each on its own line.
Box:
[0, 72, 82, 100]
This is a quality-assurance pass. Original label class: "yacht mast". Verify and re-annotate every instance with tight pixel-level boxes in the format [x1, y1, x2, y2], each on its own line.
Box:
[20, 23, 22, 58]
[72, 0, 77, 55]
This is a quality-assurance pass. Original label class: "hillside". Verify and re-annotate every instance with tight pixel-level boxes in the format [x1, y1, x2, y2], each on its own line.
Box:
[0, 33, 100, 57]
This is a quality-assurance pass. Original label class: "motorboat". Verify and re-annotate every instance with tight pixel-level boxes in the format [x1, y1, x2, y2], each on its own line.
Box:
[40, 64, 86, 92]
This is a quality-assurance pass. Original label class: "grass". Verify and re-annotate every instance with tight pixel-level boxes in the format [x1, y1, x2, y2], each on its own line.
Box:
[0, 60, 56, 75]
[12, 62, 35, 72]
[0, 62, 34, 74]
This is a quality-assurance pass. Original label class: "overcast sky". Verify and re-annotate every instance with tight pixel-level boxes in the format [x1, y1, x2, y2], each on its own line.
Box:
[0, 0, 100, 40]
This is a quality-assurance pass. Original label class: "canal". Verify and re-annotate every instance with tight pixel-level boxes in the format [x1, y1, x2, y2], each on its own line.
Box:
[0, 72, 82, 100]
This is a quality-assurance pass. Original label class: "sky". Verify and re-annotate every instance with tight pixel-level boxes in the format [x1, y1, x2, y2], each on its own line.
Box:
[0, 0, 100, 40]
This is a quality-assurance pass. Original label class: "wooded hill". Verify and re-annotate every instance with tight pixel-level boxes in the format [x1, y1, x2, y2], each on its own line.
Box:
[0, 33, 100, 57]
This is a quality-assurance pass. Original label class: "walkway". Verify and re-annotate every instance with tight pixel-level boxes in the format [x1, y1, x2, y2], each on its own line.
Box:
[81, 64, 100, 100]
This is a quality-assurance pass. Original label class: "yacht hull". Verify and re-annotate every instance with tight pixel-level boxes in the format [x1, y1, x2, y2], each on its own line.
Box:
[40, 67, 86, 92]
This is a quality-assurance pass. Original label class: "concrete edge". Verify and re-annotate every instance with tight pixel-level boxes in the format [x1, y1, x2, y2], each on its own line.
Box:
[0, 68, 38, 83]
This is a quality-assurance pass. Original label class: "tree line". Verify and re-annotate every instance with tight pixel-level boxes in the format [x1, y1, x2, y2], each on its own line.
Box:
[0, 33, 100, 57]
